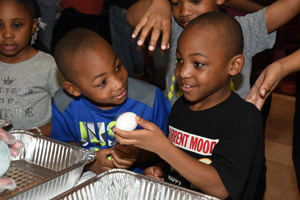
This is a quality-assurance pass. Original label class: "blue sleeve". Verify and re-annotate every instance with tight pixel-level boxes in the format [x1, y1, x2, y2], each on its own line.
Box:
[50, 100, 77, 144]
[151, 88, 172, 135]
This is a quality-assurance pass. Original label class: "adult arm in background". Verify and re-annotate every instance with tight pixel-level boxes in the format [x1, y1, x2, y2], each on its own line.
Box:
[246, 49, 300, 110]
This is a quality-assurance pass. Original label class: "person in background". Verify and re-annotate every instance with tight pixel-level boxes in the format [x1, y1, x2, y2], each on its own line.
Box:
[52, 0, 104, 51]
[108, 1, 145, 79]
[126, 0, 300, 104]
[115, 12, 264, 200]
[51, 28, 171, 174]
[247, 47, 300, 194]
[0, 0, 63, 136]
[108, 1, 168, 90]
[36, 0, 58, 52]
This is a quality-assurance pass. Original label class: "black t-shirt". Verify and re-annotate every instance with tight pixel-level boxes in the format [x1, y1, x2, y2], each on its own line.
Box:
[166, 92, 264, 200]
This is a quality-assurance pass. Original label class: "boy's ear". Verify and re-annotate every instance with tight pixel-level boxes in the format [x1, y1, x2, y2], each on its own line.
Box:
[31, 18, 38, 35]
[228, 54, 244, 76]
[216, 0, 226, 6]
[62, 81, 82, 97]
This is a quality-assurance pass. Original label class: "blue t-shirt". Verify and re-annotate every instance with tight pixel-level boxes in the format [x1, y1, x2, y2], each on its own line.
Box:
[51, 78, 171, 172]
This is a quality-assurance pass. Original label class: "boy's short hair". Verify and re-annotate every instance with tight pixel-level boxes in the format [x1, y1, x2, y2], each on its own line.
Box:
[54, 28, 102, 83]
[187, 11, 244, 60]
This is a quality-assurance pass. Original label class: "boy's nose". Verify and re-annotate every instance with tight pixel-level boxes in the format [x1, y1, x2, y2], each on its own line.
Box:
[177, 64, 192, 79]
[113, 76, 124, 90]
[180, 3, 193, 17]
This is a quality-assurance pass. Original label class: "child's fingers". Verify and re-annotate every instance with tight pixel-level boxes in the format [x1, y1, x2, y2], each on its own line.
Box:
[132, 14, 149, 39]
[134, 17, 153, 47]
[135, 115, 156, 131]
[160, 21, 171, 50]
[147, 21, 162, 51]
[111, 150, 135, 169]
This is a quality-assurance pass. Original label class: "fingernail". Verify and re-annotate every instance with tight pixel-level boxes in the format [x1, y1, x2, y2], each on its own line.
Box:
[132, 33, 136, 38]
[261, 89, 266, 97]
[149, 45, 154, 51]
[161, 44, 166, 50]
[137, 40, 143, 46]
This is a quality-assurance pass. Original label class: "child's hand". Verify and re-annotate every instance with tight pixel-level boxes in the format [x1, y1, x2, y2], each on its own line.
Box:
[132, 0, 171, 51]
[111, 144, 139, 169]
[143, 166, 164, 181]
[113, 115, 170, 155]
[86, 148, 114, 174]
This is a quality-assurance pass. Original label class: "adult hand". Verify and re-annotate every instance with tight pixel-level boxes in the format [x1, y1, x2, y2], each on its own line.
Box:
[0, 178, 16, 193]
[113, 115, 170, 155]
[0, 129, 24, 157]
[0, 129, 24, 193]
[143, 166, 164, 181]
[111, 144, 139, 169]
[131, 0, 171, 51]
[86, 148, 114, 174]
[246, 62, 285, 110]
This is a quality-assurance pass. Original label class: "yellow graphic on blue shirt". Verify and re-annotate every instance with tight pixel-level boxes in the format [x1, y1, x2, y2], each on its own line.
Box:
[167, 65, 235, 102]
[79, 121, 117, 151]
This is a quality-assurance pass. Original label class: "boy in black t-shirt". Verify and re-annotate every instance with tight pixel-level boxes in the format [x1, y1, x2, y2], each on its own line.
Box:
[114, 12, 264, 200]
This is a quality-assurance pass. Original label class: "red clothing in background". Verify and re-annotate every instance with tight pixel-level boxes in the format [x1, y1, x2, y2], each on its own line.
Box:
[63, 0, 103, 15]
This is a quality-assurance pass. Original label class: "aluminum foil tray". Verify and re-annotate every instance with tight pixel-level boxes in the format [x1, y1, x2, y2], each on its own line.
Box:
[0, 130, 96, 200]
[52, 169, 220, 200]
[0, 119, 12, 131]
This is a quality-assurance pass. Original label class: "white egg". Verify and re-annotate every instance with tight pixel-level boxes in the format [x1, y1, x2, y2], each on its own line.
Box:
[116, 112, 137, 131]
[0, 139, 11, 177]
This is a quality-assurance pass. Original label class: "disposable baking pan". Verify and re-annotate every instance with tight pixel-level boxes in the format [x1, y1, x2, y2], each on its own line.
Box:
[0, 119, 12, 131]
[0, 130, 96, 200]
[52, 169, 220, 200]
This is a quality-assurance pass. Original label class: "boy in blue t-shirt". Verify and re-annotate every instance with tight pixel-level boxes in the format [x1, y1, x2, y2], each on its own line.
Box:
[50, 28, 171, 174]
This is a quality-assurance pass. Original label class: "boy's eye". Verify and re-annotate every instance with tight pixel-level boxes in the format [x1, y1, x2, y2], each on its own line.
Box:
[194, 62, 205, 67]
[13, 23, 23, 29]
[192, 0, 200, 4]
[97, 80, 105, 87]
[0, 24, 3, 28]
[171, 1, 180, 6]
[176, 58, 183, 63]
[115, 63, 122, 71]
